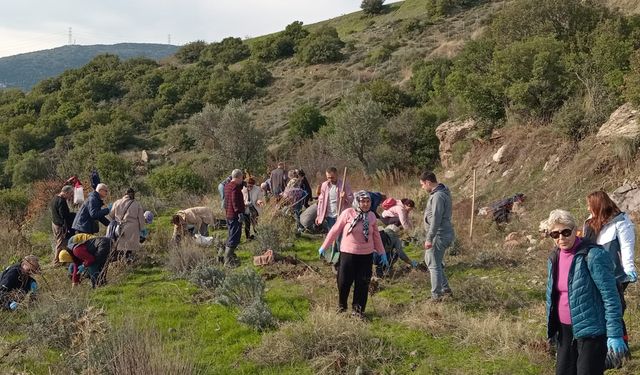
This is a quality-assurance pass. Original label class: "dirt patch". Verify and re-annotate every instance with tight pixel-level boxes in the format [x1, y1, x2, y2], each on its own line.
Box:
[261, 262, 312, 281]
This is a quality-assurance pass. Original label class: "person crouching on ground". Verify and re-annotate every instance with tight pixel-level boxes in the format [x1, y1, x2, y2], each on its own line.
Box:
[171, 206, 215, 244]
[318, 190, 388, 318]
[67, 234, 112, 288]
[0, 255, 40, 310]
[545, 209, 626, 374]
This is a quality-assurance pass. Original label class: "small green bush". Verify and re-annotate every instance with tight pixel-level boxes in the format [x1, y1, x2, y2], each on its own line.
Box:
[175, 40, 207, 64]
[148, 165, 206, 197]
[216, 268, 265, 308]
[287, 103, 326, 141]
[238, 299, 277, 331]
[95, 152, 134, 190]
[0, 188, 30, 222]
[297, 26, 345, 65]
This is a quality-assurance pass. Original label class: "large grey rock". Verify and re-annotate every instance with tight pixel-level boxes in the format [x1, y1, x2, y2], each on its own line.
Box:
[435, 118, 476, 168]
[611, 182, 640, 215]
[597, 103, 640, 140]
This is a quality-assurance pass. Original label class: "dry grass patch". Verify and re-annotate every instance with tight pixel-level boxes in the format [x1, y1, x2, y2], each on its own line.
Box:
[250, 307, 399, 374]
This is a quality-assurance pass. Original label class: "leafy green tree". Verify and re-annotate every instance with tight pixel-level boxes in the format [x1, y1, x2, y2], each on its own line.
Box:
[330, 94, 386, 171]
[297, 26, 345, 65]
[240, 61, 272, 87]
[176, 41, 207, 64]
[95, 152, 134, 190]
[411, 58, 452, 104]
[358, 79, 413, 117]
[361, 0, 385, 15]
[288, 104, 326, 141]
[492, 35, 570, 118]
[200, 37, 251, 66]
[283, 21, 309, 45]
[10, 150, 50, 186]
[190, 99, 265, 172]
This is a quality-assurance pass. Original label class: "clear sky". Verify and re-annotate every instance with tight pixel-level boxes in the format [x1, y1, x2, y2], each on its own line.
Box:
[0, 1, 364, 57]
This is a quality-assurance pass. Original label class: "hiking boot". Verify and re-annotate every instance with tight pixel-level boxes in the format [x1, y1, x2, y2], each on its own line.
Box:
[224, 246, 240, 268]
[217, 247, 225, 264]
[443, 288, 453, 297]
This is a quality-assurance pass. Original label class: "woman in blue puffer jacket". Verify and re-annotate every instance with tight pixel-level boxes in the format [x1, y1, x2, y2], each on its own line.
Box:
[545, 209, 624, 375]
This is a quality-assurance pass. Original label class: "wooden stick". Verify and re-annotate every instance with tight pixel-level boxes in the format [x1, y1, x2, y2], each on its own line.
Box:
[337, 167, 348, 214]
[469, 168, 476, 239]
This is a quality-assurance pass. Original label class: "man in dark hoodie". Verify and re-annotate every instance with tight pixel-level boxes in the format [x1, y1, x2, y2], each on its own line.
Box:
[420, 171, 454, 301]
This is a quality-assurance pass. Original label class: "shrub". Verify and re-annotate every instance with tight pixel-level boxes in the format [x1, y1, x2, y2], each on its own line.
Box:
[10, 150, 51, 186]
[238, 299, 277, 331]
[612, 136, 640, 164]
[297, 26, 345, 65]
[189, 264, 227, 292]
[166, 242, 211, 276]
[0, 188, 30, 225]
[28, 294, 107, 351]
[287, 103, 326, 141]
[552, 96, 588, 141]
[200, 37, 251, 66]
[361, 0, 385, 15]
[216, 268, 266, 308]
[95, 152, 134, 190]
[87, 322, 196, 375]
[148, 165, 206, 197]
[175, 40, 207, 64]
[358, 79, 413, 117]
[250, 307, 397, 373]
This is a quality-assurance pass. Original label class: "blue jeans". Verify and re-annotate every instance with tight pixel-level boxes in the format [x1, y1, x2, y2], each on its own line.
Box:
[226, 217, 242, 249]
[425, 235, 453, 298]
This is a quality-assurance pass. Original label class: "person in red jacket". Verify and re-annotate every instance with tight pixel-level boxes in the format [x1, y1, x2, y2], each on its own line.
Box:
[221, 169, 246, 267]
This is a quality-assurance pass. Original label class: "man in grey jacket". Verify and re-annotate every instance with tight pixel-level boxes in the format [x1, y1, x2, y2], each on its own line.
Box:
[420, 171, 455, 300]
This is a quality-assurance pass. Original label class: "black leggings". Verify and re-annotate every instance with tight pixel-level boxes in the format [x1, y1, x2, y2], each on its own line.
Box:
[556, 323, 606, 375]
[337, 252, 373, 313]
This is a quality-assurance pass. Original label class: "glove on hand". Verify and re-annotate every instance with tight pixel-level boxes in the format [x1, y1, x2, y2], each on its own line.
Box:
[380, 253, 389, 268]
[626, 271, 638, 283]
[9, 301, 18, 310]
[29, 280, 37, 292]
[107, 203, 113, 210]
[318, 247, 325, 258]
[607, 337, 627, 354]
[411, 260, 418, 268]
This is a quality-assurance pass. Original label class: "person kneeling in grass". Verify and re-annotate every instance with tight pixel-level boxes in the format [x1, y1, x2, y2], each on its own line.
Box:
[318, 190, 388, 318]
[0, 255, 40, 310]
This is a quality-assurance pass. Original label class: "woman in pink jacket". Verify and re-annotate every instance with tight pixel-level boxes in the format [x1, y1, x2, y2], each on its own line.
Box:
[318, 190, 388, 318]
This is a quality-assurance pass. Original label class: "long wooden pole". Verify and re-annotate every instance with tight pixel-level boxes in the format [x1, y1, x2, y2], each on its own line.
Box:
[337, 167, 348, 214]
[469, 168, 476, 239]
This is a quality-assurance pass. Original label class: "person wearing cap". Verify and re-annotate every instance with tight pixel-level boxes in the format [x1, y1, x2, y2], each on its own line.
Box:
[72, 183, 111, 234]
[57, 248, 87, 286]
[50, 185, 76, 265]
[0, 255, 40, 310]
[110, 188, 146, 261]
[67, 234, 112, 288]
[318, 191, 387, 318]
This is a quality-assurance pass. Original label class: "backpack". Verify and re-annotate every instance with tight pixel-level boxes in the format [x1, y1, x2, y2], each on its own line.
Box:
[106, 200, 134, 241]
[381, 198, 397, 211]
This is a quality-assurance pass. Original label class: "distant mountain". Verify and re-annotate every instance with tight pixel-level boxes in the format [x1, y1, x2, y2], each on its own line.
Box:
[0, 43, 179, 91]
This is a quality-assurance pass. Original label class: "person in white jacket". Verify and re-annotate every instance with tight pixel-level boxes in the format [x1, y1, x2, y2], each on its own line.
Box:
[242, 177, 264, 240]
[584, 190, 636, 353]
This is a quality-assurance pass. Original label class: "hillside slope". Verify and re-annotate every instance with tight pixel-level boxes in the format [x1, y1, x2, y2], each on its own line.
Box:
[0, 43, 178, 90]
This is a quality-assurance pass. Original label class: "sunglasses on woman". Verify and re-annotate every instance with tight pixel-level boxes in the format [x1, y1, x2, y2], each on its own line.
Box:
[549, 228, 573, 239]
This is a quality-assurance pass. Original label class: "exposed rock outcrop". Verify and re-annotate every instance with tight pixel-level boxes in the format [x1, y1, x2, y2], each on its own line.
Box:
[435, 118, 476, 168]
[597, 103, 640, 140]
[611, 182, 640, 218]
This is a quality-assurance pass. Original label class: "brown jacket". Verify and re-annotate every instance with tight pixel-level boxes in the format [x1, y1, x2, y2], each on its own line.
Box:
[173, 206, 215, 238]
[110, 196, 145, 252]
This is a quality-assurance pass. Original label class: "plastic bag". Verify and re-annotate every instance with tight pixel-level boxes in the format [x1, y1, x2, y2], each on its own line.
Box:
[194, 233, 214, 247]
[73, 185, 84, 205]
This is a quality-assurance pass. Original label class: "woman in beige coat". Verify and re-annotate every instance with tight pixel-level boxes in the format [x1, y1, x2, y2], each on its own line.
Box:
[171, 206, 215, 244]
[110, 188, 145, 261]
